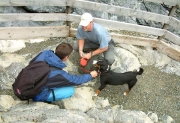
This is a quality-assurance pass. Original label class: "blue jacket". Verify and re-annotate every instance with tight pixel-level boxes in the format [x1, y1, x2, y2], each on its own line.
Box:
[32, 50, 92, 101]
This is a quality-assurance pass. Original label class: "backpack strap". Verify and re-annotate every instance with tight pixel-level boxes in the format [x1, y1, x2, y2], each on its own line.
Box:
[50, 66, 61, 70]
[51, 89, 56, 101]
[47, 66, 61, 102]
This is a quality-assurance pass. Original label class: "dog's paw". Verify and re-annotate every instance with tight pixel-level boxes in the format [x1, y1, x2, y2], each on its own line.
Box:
[94, 94, 98, 96]
[123, 92, 127, 96]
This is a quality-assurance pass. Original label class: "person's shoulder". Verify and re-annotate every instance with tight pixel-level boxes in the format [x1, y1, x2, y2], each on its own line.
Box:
[94, 22, 101, 27]
[93, 23, 107, 33]
[94, 23, 105, 30]
[42, 50, 53, 53]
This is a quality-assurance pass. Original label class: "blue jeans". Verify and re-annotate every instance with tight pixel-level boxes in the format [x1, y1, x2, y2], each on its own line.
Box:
[73, 39, 115, 65]
[46, 86, 75, 102]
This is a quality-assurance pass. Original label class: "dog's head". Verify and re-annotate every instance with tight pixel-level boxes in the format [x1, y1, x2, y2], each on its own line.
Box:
[93, 59, 110, 73]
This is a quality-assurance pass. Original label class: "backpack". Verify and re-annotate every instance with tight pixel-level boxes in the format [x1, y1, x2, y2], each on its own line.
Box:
[12, 54, 50, 101]
[78, 55, 103, 74]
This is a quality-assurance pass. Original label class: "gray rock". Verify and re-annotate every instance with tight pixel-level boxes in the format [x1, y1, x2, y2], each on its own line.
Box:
[1, 101, 95, 123]
[115, 110, 153, 123]
[162, 115, 175, 123]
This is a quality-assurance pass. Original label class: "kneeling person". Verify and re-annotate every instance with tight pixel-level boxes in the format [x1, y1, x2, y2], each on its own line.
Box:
[33, 42, 98, 102]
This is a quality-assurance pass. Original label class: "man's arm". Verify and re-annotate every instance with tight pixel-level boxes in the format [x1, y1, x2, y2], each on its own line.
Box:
[78, 39, 84, 51]
[78, 39, 85, 57]
[93, 47, 108, 55]
[83, 47, 108, 59]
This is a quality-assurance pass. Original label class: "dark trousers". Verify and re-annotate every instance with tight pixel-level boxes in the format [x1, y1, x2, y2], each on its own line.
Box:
[73, 39, 115, 65]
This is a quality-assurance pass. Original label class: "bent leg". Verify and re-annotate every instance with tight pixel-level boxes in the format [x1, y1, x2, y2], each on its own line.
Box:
[47, 86, 75, 102]
[103, 39, 115, 65]
[73, 39, 99, 52]
[73, 41, 79, 52]
[124, 80, 137, 95]
[95, 84, 107, 96]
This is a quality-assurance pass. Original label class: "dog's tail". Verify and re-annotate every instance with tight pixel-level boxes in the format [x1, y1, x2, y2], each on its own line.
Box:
[136, 68, 144, 75]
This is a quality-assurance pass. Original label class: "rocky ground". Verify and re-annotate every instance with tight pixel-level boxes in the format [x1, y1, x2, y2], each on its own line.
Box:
[1, 38, 180, 122]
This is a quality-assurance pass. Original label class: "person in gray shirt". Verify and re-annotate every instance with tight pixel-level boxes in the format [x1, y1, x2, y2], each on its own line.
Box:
[73, 13, 115, 65]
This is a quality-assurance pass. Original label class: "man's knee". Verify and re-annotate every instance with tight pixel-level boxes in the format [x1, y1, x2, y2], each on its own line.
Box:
[73, 42, 78, 52]
[107, 58, 115, 65]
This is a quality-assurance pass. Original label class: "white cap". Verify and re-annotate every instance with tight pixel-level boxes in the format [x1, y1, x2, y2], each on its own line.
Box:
[79, 13, 93, 26]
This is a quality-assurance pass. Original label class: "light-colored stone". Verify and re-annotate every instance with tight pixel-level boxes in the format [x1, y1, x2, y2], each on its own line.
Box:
[147, 111, 158, 122]
[0, 40, 25, 53]
[114, 47, 141, 72]
[29, 38, 46, 43]
[93, 96, 110, 108]
[0, 95, 15, 111]
[0, 53, 26, 68]
[63, 87, 95, 112]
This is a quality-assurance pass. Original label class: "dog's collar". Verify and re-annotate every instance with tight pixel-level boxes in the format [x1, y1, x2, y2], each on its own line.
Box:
[101, 65, 110, 74]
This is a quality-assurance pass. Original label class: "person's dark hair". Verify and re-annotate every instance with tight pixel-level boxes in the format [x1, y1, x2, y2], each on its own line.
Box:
[55, 42, 73, 59]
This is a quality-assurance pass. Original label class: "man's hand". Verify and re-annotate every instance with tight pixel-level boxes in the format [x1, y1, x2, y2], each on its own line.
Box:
[79, 51, 84, 57]
[90, 70, 98, 78]
[83, 52, 92, 59]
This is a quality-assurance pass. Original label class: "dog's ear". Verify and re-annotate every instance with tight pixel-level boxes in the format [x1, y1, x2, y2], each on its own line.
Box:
[97, 59, 108, 66]
[97, 59, 109, 72]
[97, 60, 103, 66]
[100, 65, 107, 72]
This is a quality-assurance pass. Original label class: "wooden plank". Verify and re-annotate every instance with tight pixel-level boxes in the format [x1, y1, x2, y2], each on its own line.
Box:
[0, 13, 67, 22]
[164, 31, 180, 45]
[143, 0, 179, 6]
[1, 0, 178, 7]
[67, 0, 169, 24]
[111, 33, 159, 47]
[169, 17, 180, 30]
[70, 28, 159, 47]
[0, 0, 66, 6]
[69, 28, 76, 37]
[68, 14, 165, 36]
[0, 26, 69, 40]
[157, 41, 180, 62]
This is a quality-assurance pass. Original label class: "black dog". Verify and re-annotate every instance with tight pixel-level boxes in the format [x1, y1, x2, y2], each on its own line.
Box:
[94, 59, 144, 96]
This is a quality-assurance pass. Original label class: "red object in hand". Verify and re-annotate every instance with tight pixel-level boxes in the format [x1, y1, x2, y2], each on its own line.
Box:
[80, 58, 88, 66]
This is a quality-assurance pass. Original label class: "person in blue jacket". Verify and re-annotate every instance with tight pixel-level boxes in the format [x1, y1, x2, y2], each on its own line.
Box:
[73, 12, 115, 65]
[32, 42, 98, 102]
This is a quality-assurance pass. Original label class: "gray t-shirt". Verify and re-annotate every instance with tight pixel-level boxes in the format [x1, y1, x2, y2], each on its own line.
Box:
[76, 23, 111, 49]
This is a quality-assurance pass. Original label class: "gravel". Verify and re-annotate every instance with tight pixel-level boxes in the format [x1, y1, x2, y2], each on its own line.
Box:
[1, 38, 180, 122]
[94, 65, 180, 122]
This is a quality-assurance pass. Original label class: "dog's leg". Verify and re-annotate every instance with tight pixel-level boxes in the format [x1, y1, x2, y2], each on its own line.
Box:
[95, 90, 101, 96]
[95, 84, 106, 96]
[124, 80, 137, 96]
[124, 89, 130, 96]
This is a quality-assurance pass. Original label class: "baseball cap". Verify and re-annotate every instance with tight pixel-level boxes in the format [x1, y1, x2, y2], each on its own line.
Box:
[80, 58, 89, 66]
[79, 13, 93, 26]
